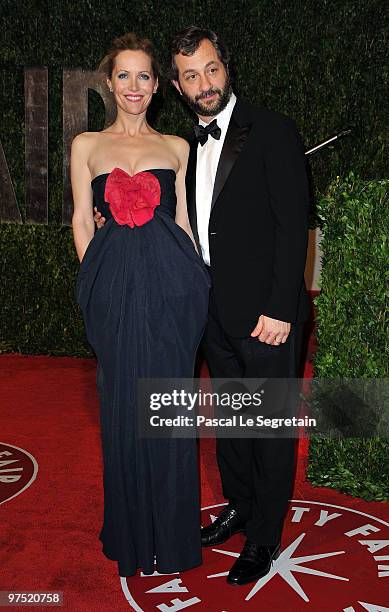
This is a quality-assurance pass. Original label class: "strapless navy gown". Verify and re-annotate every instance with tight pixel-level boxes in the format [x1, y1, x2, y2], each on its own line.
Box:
[75, 168, 210, 577]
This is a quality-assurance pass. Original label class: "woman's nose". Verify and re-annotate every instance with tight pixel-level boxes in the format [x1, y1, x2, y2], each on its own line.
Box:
[128, 75, 139, 91]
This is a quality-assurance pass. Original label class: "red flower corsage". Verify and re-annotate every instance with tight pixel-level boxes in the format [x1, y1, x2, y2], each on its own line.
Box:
[104, 168, 161, 228]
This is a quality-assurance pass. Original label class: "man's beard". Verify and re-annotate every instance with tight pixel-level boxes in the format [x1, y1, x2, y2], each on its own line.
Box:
[181, 75, 232, 117]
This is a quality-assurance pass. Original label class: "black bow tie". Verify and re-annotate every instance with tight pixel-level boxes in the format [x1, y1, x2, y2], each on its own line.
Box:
[194, 119, 222, 146]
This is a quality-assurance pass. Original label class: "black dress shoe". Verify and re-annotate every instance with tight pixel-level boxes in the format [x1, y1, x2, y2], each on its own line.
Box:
[201, 505, 245, 547]
[227, 539, 281, 585]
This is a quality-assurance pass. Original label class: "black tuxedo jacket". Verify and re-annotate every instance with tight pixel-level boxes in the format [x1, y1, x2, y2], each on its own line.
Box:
[185, 97, 311, 337]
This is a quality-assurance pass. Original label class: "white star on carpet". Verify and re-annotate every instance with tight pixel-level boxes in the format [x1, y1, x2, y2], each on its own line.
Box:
[207, 532, 349, 603]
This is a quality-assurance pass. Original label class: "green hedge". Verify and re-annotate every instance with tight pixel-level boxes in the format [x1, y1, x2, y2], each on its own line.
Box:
[1, 0, 387, 354]
[0, 224, 88, 355]
[307, 173, 389, 501]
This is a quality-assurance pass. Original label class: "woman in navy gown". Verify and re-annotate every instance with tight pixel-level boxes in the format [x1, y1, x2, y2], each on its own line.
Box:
[71, 33, 210, 577]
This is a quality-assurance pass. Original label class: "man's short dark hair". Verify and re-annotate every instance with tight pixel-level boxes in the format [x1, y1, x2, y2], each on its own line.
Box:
[169, 26, 231, 81]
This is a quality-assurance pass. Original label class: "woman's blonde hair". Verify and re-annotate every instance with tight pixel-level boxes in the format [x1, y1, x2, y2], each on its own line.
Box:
[98, 32, 160, 80]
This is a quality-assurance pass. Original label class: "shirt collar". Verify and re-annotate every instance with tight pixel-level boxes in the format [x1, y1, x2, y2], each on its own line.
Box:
[198, 91, 237, 131]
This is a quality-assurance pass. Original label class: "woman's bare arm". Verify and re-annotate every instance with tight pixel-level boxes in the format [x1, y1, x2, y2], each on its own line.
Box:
[171, 136, 198, 252]
[70, 133, 94, 262]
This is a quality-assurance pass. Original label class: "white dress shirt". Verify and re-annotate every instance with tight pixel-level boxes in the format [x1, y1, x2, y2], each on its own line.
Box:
[195, 92, 237, 265]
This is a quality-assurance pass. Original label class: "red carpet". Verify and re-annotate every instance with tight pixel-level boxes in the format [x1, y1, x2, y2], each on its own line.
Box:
[0, 350, 388, 611]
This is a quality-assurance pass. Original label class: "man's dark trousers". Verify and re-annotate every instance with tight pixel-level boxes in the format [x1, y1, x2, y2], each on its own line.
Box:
[202, 276, 304, 546]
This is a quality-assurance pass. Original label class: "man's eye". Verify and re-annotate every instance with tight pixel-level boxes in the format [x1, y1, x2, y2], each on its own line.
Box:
[186, 74, 196, 81]
[209, 68, 218, 74]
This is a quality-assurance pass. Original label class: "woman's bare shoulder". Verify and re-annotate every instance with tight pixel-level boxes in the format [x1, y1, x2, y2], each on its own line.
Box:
[71, 131, 100, 152]
[161, 133, 189, 155]
[71, 131, 101, 146]
[71, 132, 104, 164]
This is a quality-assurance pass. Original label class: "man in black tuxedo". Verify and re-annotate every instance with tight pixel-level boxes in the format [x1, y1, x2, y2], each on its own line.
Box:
[170, 26, 310, 586]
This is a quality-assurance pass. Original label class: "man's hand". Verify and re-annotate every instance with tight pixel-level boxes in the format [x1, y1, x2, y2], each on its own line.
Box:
[250, 315, 291, 345]
[94, 206, 106, 228]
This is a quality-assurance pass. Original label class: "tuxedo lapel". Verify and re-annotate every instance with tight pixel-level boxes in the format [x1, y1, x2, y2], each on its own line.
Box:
[211, 102, 253, 212]
[186, 99, 255, 248]
[185, 138, 201, 252]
